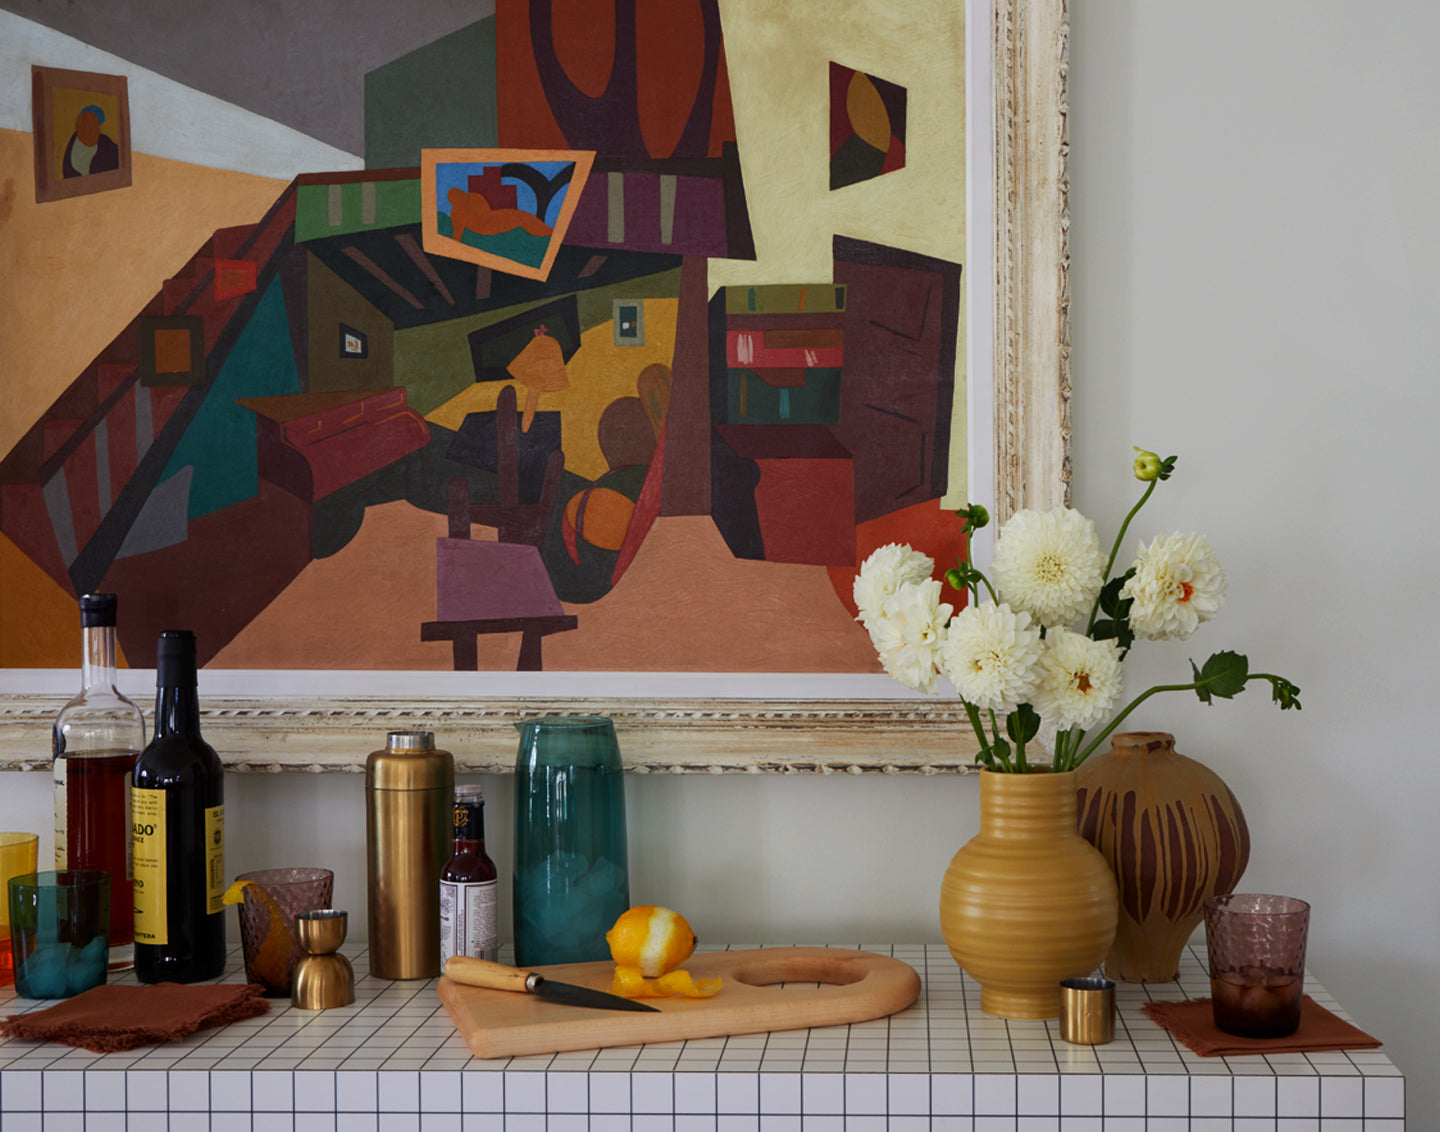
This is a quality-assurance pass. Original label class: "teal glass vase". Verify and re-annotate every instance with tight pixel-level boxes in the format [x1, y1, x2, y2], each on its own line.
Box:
[512, 716, 629, 967]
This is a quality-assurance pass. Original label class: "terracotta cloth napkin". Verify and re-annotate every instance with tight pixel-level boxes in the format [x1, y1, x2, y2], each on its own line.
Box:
[1143, 995, 1381, 1057]
[0, 983, 270, 1053]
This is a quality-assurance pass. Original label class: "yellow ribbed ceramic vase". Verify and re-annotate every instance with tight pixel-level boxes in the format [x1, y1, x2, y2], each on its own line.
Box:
[940, 769, 1119, 1019]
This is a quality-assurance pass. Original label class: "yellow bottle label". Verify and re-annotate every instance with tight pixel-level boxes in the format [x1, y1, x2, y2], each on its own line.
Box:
[132, 787, 167, 945]
[205, 804, 225, 916]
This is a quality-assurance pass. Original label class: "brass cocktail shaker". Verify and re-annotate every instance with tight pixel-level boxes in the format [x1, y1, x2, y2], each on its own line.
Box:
[365, 730, 453, 979]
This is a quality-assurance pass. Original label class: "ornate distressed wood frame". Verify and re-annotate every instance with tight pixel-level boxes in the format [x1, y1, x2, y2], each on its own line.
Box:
[0, 0, 1070, 776]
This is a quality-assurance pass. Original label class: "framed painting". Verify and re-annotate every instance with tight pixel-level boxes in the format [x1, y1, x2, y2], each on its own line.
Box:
[0, 0, 1070, 774]
[420, 148, 595, 281]
[31, 65, 132, 204]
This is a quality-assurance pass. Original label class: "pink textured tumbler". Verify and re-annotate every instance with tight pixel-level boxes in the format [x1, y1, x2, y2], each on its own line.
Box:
[1204, 893, 1310, 1038]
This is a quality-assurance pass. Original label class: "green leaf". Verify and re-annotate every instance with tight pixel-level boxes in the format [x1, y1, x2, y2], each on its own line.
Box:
[982, 737, 1012, 770]
[1190, 658, 1212, 704]
[1092, 617, 1134, 650]
[1157, 455, 1178, 481]
[1098, 573, 1133, 618]
[1196, 651, 1250, 699]
[1095, 573, 1135, 648]
[1006, 704, 1041, 745]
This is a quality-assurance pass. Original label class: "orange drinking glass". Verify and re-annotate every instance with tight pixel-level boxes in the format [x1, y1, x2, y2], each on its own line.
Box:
[0, 833, 40, 986]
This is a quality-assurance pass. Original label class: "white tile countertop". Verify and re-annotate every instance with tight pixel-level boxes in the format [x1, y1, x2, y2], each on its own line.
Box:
[0, 943, 1405, 1130]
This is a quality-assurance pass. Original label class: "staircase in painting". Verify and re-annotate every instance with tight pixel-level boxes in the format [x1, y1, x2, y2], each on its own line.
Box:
[0, 183, 300, 662]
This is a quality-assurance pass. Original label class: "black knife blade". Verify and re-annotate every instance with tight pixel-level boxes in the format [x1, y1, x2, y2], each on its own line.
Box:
[528, 974, 661, 1013]
[443, 955, 662, 1013]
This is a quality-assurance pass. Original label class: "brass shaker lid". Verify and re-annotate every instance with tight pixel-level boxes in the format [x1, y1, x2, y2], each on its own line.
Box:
[366, 730, 453, 789]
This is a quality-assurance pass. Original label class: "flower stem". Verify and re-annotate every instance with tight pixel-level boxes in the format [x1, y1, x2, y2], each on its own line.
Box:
[1067, 681, 1190, 768]
[1086, 479, 1156, 634]
[988, 708, 1026, 772]
[963, 700, 1009, 771]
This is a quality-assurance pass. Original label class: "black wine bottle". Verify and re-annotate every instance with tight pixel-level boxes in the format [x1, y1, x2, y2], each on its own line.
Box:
[132, 630, 226, 983]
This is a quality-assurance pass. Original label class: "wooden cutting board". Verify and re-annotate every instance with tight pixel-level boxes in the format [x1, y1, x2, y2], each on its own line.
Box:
[438, 947, 921, 1059]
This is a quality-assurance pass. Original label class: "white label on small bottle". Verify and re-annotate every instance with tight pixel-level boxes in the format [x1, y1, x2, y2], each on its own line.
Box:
[439, 879, 498, 965]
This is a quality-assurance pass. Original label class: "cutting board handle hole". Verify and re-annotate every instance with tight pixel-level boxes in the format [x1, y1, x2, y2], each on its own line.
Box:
[727, 957, 867, 987]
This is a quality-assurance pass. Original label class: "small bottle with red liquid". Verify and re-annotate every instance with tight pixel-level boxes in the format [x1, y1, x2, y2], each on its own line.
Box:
[439, 784, 498, 966]
[52, 593, 147, 972]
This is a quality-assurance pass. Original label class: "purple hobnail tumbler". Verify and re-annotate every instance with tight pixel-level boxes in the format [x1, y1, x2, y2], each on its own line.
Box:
[1203, 893, 1310, 1038]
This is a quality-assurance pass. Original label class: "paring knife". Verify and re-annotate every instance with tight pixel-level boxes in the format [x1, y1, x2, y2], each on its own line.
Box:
[443, 956, 662, 1013]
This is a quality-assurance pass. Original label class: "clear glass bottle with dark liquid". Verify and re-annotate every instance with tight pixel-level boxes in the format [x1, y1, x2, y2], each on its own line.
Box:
[439, 784, 498, 965]
[53, 593, 146, 971]
[132, 630, 226, 984]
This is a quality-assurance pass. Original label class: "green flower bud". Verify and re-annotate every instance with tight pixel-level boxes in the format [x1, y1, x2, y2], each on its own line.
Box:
[1132, 447, 1163, 482]
[957, 503, 990, 532]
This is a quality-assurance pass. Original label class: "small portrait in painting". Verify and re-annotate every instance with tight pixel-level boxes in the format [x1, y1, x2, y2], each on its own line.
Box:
[32, 65, 132, 203]
[62, 104, 121, 179]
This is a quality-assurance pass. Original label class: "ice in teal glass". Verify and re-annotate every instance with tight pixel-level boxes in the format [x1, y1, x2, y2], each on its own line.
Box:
[7, 869, 110, 998]
[512, 716, 629, 966]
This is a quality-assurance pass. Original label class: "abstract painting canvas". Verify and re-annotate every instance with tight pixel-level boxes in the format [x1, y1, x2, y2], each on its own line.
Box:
[1, 0, 975, 679]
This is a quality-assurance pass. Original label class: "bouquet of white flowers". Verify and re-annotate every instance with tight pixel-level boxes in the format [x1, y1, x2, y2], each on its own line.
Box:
[854, 448, 1301, 772]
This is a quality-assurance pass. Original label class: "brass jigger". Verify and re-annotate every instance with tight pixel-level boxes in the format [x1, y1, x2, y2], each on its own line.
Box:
[292, 910, 355, 1010]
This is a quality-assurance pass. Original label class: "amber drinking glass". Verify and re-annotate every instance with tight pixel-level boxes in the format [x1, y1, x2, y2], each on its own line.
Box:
[1204, 893, 1310, 1038]
[0, 833, 40, 987]
[232, 867, 334, 996]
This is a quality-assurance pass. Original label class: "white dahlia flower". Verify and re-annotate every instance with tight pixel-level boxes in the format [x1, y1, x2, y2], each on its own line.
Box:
[867, 579, 952, 695]
[1121, 532, 1226, 641]
[990, 507, 1106, 629]
[854, 543, 935, 628]
[1033, 628, 1125, 731]
[940, 602, 1044, 714]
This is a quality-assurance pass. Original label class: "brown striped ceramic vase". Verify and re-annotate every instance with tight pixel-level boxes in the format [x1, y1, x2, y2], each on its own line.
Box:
[939, 769, 1119, 1019]
[1075, 732, 1250, 983]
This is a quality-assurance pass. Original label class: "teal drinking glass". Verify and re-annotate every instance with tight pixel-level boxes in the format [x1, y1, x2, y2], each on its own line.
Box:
[512, 716, 629, 966]
[8, 869, 110, 998]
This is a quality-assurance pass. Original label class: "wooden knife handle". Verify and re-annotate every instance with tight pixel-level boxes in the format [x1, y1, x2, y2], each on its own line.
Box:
[444, 956, 538, 993]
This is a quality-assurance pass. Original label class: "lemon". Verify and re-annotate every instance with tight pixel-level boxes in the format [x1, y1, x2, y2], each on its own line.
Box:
[605, 905, 698, 978]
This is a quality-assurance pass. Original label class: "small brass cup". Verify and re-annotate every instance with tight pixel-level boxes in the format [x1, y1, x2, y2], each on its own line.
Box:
[292, 910, 355, 1011]
[296, 908, 348, 954]
[1059, 977, 1116, 1045]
